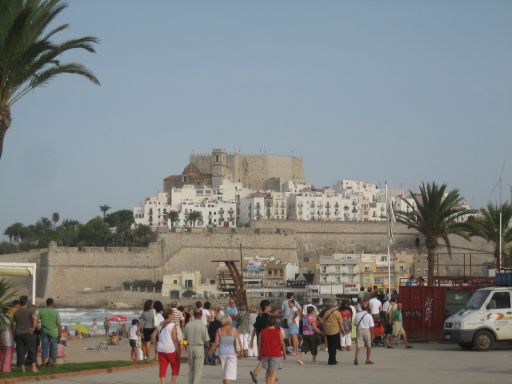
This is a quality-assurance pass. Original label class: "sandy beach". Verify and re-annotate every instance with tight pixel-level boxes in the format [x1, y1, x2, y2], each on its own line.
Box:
[60, 336, 135, 364]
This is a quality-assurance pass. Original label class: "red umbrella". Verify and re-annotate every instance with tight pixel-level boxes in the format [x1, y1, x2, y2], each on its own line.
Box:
[107, 315, 128, 322]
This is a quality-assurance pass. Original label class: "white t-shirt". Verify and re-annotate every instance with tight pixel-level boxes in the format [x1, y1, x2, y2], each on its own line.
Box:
[129, 324, 138, 340]
[382, 301, 391, 313]
[282, 299, 301, 318]
[288, 307, 300, 326]
[355, 312, 375, 330]
[201, 308, 210, 325]
[154, 312, 165, 328]
[369, 297, 382, 315]
[157, 322, 176, 353]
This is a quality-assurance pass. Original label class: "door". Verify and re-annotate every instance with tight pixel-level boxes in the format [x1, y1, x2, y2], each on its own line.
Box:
[485, 290, 512, 340]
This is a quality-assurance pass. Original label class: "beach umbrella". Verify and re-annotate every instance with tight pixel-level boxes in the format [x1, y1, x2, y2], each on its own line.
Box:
[74, 323, 89, 334]
[107, 315, 128, 322]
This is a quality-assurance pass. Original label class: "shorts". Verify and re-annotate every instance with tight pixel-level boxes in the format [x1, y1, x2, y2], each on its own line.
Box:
[301, 334, 318, 355]
[261, 357, 283, 371]
[158, 351, 180, 377]
[288, 324, 299, 335]
[393, 321, 406, 337]
[129, 339, 137, 348]
[356, 329, 372, 348]
[143, 328, 154, 343]
[220, 355, 237, 380]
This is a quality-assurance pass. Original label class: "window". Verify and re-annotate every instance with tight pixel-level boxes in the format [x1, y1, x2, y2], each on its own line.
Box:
[399, 266, 404, 273]
[336, 266, 340, 273]
[185, 280, 193, 288]
[336, 276, 341, 283]
[364, 266, 370, 273]
[321, 266, 327, 273]
[173, 280, 178, 285]
[488, 292, 511, 309]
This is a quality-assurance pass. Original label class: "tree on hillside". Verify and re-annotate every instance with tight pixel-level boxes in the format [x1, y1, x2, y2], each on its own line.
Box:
[132, 224, 152, 246]
[56, 219, 80, 246]
[77, 217, 110, 246]
[395, 182, 474, 286]
[185, 211, 203, 227]
[4, 222, 27, 242]
[469, 202, 512, 269]
[104, 209, 134, 228]
[0, 0, 100, 160]
[99, 205, 111, 218]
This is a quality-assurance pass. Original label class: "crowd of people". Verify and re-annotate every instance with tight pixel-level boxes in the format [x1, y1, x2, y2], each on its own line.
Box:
[0, 287, 413, 383]
[124, 288, 413, 384]
[0, 296, 66, 373]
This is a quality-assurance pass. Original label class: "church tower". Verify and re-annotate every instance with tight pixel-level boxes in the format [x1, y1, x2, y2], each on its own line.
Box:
[212, 148, 228, 188]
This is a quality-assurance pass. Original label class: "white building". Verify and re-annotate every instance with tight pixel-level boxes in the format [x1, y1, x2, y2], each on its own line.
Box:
[162, 271, 222, 300]
[133, 192, 171, 229]
[239, 193, 265, 225]
[179, 198, 237, 228]
[318, 254, 360, 294]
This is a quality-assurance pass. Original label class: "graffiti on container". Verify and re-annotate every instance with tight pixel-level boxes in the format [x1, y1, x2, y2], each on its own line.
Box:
[424, 297, 433, 322]
[404, 310, 423, 319]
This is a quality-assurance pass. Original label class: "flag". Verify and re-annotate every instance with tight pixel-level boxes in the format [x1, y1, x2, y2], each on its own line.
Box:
[387, 196, 396, 244]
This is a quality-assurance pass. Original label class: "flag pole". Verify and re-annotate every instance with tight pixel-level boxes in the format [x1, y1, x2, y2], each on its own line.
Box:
[386, 182, 391, 298]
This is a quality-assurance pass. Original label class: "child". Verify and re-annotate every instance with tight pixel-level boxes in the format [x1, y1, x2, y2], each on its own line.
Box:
[129, 319, 140, 361]
[387, 302, 412, 349]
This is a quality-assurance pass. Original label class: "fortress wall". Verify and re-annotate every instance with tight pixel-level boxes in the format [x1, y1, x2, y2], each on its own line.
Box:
[159, 231, 298, 278]
[189, 154, 212, 174]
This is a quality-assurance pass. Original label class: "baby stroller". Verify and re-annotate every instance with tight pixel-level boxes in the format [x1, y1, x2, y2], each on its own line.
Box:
[372, 316, 386, 346]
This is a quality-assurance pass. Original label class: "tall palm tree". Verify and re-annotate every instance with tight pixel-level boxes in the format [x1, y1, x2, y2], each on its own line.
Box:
[165, 210, 179, 229]
[0, 0, 100, 160]
[99, 205, 111, 219]
[395, 182, 473, 286]
[185, 211, 203, 227]
[51, 212, 60, 229]
[469, 202, 512, 269]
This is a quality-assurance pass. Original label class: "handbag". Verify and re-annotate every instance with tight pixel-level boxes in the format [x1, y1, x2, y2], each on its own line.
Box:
[234, 331, 241, 353]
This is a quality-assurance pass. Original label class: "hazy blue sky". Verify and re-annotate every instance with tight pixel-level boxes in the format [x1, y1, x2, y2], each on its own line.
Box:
[1, 0, 511, 233]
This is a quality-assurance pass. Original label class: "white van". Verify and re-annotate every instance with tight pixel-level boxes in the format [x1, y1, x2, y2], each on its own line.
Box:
[444, 286, 512, 351]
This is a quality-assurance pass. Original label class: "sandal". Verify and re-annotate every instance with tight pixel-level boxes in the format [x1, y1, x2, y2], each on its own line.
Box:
[365, 360, 374, 365]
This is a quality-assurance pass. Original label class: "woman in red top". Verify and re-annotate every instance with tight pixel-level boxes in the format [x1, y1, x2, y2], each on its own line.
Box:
[258, 316, 286, 384]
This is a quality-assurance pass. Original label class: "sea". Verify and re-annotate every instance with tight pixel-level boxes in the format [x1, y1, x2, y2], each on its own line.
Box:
[57, 308, 141, 334]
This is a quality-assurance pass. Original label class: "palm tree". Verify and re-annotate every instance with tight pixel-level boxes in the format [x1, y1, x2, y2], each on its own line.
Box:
[185, 211, 203, 227]
[0, 0, 100, 160]
[395, 182, 474, 286]
[0, 278, 17, 331]
[99, 205, 111, 219]
[51, 212, 60, 229]
[166, 210, 179, 229]
[469, 202, 512, 269]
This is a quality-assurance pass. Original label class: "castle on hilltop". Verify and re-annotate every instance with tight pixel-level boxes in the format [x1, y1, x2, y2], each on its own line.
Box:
[164, 149, 305, 192]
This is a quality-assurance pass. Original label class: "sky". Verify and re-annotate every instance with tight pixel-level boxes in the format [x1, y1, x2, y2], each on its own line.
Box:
[1, 0, 511, 234]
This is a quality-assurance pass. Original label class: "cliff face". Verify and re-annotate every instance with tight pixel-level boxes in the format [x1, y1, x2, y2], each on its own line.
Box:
[0, 222, 494, 306]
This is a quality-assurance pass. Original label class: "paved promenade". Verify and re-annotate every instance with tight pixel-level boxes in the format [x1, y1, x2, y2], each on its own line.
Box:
[25, 342, 512, 384]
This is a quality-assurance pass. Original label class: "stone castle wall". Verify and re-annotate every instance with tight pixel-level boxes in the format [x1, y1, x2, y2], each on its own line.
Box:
[0, 222, 493, 306]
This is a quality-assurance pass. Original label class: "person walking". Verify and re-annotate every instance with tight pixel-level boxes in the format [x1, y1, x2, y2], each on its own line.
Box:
[153, 309, 180, 384]
[209, 315, 241, 384]
[258, 316, 286, 384]
[297, 305, 322, 364]
[225, 298, 239, 327]
[38, 298, 61, 366]
[287, 300, 300, 356]
[141, 300, 157, 360]
[0, 316, 14, 372]
[249, 299, 272, 383]
[103, 317, 111, 338]
[12, 295, 38, 373]
[387, 302, 413, 349]
[184, 309, 210, 384]
[237, 304, 252, 358]
[319, 299, 345, 365]
[339, 300, 353, 351]
[354, 299, 374, 365]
